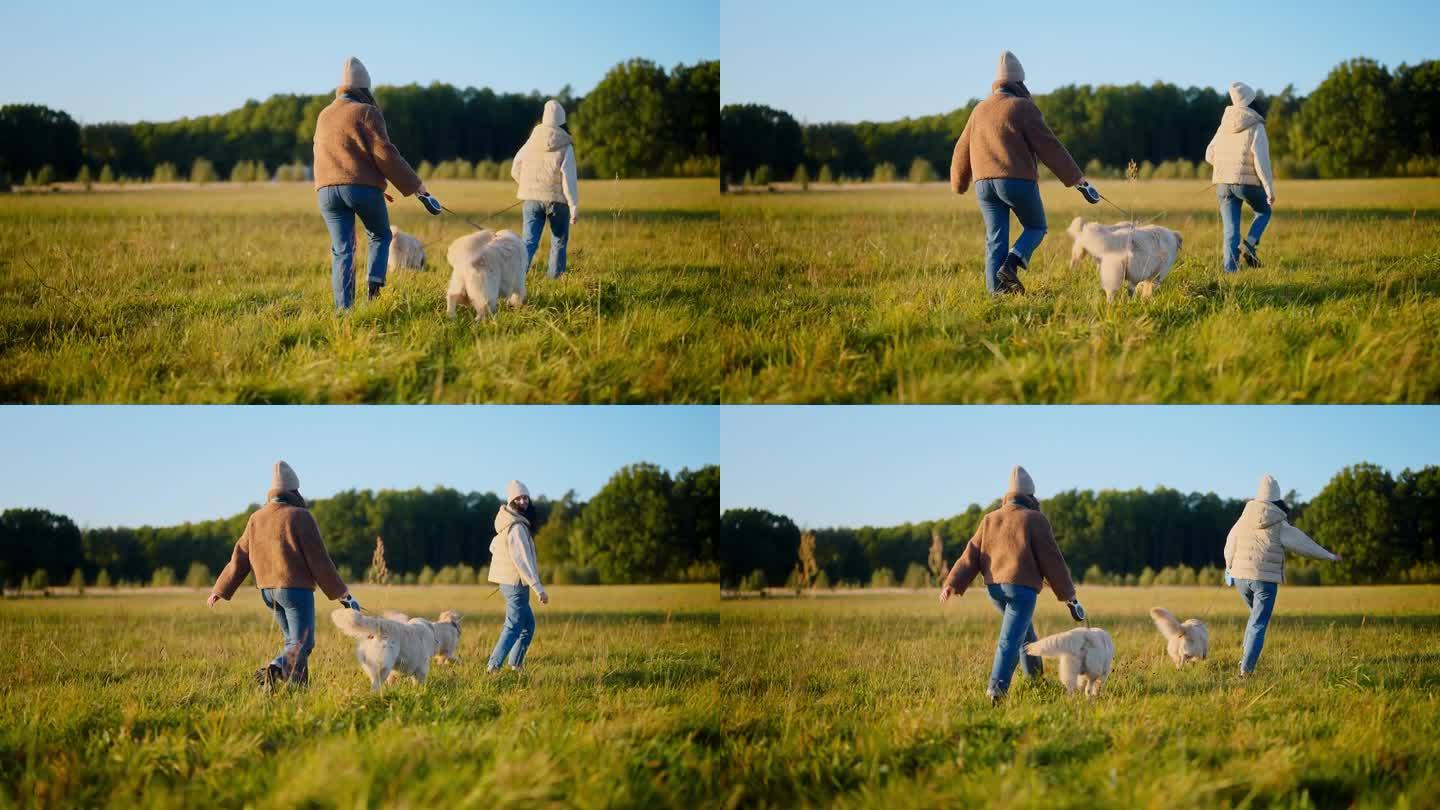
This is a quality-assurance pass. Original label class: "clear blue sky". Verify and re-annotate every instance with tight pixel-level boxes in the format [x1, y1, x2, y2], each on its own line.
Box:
[0, 0, 718, 123]
[0, 406, 718, 528]
[721, 0, 1439, 122]
[721, 407, 1440, 528]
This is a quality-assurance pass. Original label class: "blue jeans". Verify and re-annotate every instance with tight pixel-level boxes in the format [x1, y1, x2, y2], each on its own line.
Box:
[317, 184, 391, 309]
[1216, 183, 1272, 272]
[488, 584, 536, 669]
[975, 178, 1048, 293]
[521, 200, 570, 279]
[986, 583, 1042, 695]
[1234, 579, 1278, 674]
[260, 587, 316, 681]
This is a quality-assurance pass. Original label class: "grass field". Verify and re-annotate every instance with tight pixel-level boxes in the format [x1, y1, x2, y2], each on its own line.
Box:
[720, 179, 1440, 403]
[720, 585, 1440, 808]
[0, 584, 719, 808]
[0, 179, 719, 403]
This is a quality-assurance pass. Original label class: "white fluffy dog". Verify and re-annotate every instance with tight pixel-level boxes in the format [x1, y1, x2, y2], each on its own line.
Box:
[1024, 627, 1115, 697]
[388, 226, 426, 271]
[445, 228, 528, 319]
[1067, 217, 1183, 302]
[1150, 607, 1209, 668]
[330, 608, 462, 692]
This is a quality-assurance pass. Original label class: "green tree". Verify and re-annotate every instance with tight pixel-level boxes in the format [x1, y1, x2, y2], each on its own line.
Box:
[908, 157, 937, 183]
[1300, 463, 1397, 582]
[189, 158, 217, 184]
[95, 570, 111, 589]
[1293, 58, 1397, 177]
[152, 162, 178, 183]
[68, 568, 86, 593]
[98, 163, 114, 184]
[721, 508, 800, 588]
[573, 463, 679, 583]
[183, 562, 211, 589]
[572, 58, 672, 178]
[76, 164, 92, 189]
[35, 164, 55, 185]
[792, 163, 809, 190]
[817, 164, 834, 184]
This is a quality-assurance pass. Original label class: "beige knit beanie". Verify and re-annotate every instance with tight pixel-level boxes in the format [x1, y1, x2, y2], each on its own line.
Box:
[1256, 474, 1281, 501]
[506, 479, 531, 502]
[1007, 465, 1035, 496]
[272, 460, 299, 492]
[341, 56, 371, 89]
[1229, 81, 1256, 107]
[542, 99, 566, 126]
[996, 51, 1025, 84]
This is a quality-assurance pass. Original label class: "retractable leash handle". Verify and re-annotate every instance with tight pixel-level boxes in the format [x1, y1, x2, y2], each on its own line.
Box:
[417, 193, 443, 216]
[1067, 599, 1087, 623]
[1076, 181, 1101, 205]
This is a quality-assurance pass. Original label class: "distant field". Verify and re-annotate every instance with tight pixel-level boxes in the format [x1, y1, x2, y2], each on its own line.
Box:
[0, 179, 720, 403]
[720, 585, 1440, 808]
[0, 584, 719, 807]
[720, 179, 1440, 403]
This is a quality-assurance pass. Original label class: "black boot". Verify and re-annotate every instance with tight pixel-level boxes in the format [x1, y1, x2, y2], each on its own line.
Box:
[367, 281, 384, 300]
[995, 252, 1026, 294]
[253, 663, 282, 691]
[1241, 239, 1263, 268]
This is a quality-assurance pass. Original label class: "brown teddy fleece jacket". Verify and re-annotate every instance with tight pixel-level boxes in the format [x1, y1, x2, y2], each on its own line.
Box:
[950, 82, 1084, 195]
[312, 91, 423, 196]
[211, 492, 347, 601]
[944, 501, 1077, 602]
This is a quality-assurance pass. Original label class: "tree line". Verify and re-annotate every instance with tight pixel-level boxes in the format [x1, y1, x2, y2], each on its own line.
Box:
[0, 58, 718, 188]
[0, 463, 718, 591]
[721, 57, 1440, 186]
[721, 463, 1439, 590]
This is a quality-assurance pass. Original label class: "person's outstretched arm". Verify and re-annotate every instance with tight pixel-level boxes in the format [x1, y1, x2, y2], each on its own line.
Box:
[509, 525, 549, 603]
[360, 106, 422, 197]
[209, 527, 253, 605]
[949, 116, 974, 195]
[1280, 523, 1340, 562]
[1031, 514, 1078, 602]
[296, 512, 350, 601]
[1021, 103, 1083, 187]
[1251, 126, 1276, 203]
[941, 522, 986, 600]
[561, 146, 579, 223]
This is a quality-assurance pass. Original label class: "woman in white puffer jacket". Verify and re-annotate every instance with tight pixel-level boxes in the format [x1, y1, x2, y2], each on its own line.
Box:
[486, 479, 550, 673]
[1205, 81, 1276, 273]
[511, 99, 580, 279]
[1223, 474, 1341, 676]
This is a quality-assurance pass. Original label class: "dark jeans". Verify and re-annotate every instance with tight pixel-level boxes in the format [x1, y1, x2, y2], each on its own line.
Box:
[975, 178, 1048, 293]
[521, 200, 570, 279]
[1216, 183, 1272, 272]
[318, 184, 391, 309]
[260, 587, 315, 681]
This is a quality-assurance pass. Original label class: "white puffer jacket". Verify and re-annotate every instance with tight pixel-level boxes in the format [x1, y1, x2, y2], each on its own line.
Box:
[488, 504, 547, 598]
[1223, 500, 1337, 584]
[1205, 106, 1275, 200]
[512, 100, 579, 213]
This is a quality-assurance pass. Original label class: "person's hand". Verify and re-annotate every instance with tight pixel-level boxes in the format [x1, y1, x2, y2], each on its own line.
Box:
[1333, 552, 1342, 562]
[1267, 194, 1275, 205]
[1067, 599, 1087, 623]
[207, 593, 221, 607]
[938, 585, 953, 604]
[569, 210, 578, 226]
[339, 593, 362, 612]
[416, 183, 430, 198]
[1076, 179, 1101, 205]
[538, 591, 550, 605]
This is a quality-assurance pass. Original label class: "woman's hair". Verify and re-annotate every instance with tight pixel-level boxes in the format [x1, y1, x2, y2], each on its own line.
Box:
[1271, 499, 1290, 515]
[272, 489, 307, 508]
[513, 499, 539, 528]
[1008, 493, 1040, 510]
[991, 80, 1032, 99]
[340, 85, 379, 109]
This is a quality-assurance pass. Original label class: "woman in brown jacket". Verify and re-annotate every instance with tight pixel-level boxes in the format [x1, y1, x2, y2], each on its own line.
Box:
[950, 51, 1102, 294]
[939, 465, 1083, 704]
[313, 57, 429, 309]
[208, 461, 359, 689]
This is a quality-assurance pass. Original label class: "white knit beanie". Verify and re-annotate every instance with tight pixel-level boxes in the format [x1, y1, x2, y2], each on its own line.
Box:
[542, 99, 566, 126]
[1007, 465, 1035, 496]
[1256, 474, 1282, 502]
[1229, 81, 1256, 108]
[506, 479, 531, 502]
[272, 460, 299, 492]
[341, 56, 371, 89]
[996, 51, 1025, 84]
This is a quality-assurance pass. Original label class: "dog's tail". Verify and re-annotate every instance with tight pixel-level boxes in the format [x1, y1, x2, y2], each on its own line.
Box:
[1150, 607, 1184, 640]
[1024, 630, 1088, 659]
[330, 608, 394, 639]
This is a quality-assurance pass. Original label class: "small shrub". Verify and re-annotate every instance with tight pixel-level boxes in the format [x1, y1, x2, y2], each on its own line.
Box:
[869, 567, 896, 589]
[76, 165, 92, 190]
[475, 159, 499, 180]
[1137, 566, 1156, 588]
[908, 157, 937, 183]
[152, 162, 179, 183]
[753, 165, 772, 186]
[739, 569, 768, 593]
[871, 162, 898, 183]
[95, 570, 112, 589]
[183, 562, 211, 589]
[817, 164, 834, 184]
[792, 164, 809, 190]
[150, 567, 176, 588]
[902, 562, 930, 589]
[813, 570, 831, 590]
[417, 565, 436, 586]
[417, 160, 434, 180]
[36, 165, 56, 185]
[189, 158, 217, 184]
